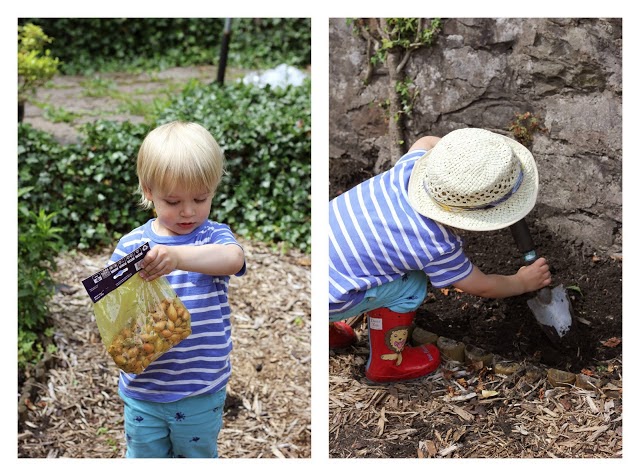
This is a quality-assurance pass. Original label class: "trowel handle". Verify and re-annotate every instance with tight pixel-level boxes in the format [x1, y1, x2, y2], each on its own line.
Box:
[510, 219, 538, 264]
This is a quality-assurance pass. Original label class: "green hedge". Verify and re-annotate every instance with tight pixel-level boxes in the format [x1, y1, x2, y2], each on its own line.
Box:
[18, 121, 152, 249]
[156, 80, 311, 250]
[18, 18, 311, 74]
[18, 80, 311, 252]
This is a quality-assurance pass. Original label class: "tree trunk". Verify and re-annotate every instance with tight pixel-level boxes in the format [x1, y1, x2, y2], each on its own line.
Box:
[374, 48, 405, 174]
[18, 101, 25, 123]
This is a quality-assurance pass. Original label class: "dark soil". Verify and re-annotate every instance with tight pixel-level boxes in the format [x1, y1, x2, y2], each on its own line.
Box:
[415, 208, 622, 374]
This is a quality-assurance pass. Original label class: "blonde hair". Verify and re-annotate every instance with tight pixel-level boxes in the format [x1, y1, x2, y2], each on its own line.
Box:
[136, 121, 225, 209]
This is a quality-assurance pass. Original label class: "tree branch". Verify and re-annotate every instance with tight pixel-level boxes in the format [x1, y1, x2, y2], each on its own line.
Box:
[355, 21, 379, 84]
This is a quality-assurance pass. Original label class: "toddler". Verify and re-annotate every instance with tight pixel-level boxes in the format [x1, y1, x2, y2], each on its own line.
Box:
[108, 121, 246, 457]
[329, 128, 551, 383]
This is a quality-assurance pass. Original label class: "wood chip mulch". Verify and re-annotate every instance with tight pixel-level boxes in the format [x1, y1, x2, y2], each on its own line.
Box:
[18, 238, 310, 458]
[330, 323, 622, 458]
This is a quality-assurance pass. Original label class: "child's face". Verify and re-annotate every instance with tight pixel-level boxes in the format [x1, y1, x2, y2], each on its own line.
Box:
[144, 186, 213, 236]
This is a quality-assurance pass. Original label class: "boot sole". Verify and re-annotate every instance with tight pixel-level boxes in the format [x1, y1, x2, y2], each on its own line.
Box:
[364, 365, 440, 384]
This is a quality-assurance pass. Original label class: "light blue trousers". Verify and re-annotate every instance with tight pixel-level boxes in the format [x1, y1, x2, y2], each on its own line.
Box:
[330, 271, 428, 322]
[120, 387, 226, 458]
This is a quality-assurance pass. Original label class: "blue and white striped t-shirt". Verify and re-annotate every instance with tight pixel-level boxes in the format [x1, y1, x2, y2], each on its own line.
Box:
[108, 218, 246, 403]
[329, 149, 474, 316]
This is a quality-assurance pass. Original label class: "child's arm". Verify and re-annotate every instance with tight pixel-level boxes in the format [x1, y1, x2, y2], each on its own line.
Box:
[408, 136, 441, 152]
[452, 257, 551, 299]
[139, 244, 245, 281]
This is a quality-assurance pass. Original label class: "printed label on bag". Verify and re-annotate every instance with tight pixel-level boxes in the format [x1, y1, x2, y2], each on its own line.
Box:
[82, 243, 150, 303]
[369, 317, 383, 330]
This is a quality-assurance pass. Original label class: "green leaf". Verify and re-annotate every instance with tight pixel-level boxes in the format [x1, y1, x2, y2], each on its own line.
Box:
[566, 285, 583, 296]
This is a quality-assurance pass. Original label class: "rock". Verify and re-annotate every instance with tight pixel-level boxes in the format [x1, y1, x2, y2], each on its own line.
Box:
[464, 344, 494, 367]
[575, 373, 602, 390]
[494, 361, 521, 376]
[411, 327, 439, 346]
[547, 368, 576, 387]
[436, 336, 465, 363]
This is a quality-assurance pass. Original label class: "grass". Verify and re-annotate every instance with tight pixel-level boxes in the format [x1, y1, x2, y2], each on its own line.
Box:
[80, 76, 119, 97]
[42, 105, 81, 123]
[116, 96, 173, 122]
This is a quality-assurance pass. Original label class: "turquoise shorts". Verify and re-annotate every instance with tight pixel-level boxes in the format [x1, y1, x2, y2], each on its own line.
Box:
[330, 271, 428, 322]
[119, 387, 226, 458]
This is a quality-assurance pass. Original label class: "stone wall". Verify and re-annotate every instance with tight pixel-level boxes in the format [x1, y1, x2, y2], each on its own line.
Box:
[329, 18, 622, 255]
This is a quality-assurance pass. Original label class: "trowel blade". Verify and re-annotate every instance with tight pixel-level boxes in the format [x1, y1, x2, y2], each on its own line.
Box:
[527, 284, 573, 340]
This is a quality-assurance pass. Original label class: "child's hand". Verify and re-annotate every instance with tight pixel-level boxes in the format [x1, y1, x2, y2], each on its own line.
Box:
[140, 245, 178, 281]
[516, 257, 552, 293]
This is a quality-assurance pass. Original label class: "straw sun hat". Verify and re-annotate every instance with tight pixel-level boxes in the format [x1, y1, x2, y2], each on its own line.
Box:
[407, 128, 538, 231]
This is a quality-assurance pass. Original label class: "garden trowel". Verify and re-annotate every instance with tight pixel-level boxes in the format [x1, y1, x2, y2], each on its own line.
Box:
[509, 219, 574, 344]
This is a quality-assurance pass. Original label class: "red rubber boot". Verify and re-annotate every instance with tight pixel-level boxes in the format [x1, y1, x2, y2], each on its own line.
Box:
[329, 321, 357, 349]
[364, 308, 440, 383]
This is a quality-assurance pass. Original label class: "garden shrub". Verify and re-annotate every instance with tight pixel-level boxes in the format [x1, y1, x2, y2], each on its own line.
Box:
[18, 121, 152, 250]
[18, 18, 311, 74]
[18, 189, 63, 368]
[18, 23, 60, 105]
